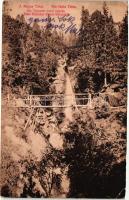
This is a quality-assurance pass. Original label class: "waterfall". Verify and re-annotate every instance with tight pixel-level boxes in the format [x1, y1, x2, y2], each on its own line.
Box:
[64, 73, 77, 121]
[53, 56, 77, 121]
[64, 73, 77, 106]
[104, 72, 107, 87]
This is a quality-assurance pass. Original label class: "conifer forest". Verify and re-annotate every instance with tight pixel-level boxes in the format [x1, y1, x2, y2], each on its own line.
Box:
[1, 1, 128, 198]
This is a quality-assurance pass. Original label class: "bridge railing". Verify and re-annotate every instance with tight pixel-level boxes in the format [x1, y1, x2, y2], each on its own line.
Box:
[30, 94, 90, 107]
[4, 93, 126, 109]
[5, 93, 91, 108]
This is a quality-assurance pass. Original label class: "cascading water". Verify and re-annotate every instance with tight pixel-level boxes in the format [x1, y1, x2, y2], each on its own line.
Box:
[56, 55, 77, 121]
[47, 56, 77, 197]
[64, 72, 77, 121]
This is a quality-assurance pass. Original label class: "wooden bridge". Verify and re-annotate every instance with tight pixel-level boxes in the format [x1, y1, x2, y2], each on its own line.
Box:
[5, 93, 126, 131]
[6, 93, 126, 110]
[7, 93, 93, 108]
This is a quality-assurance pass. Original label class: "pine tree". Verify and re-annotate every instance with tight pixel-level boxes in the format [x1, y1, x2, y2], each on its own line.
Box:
[116, 11, 128, 85]
[45, 15, 52, 37]
[78, 7, 91, 49]
[103, 1, 109, 18]
[20, 14, 26, 24]
[33, 20, 40, 32]
[92, 4, 118, 77]
[119, 11, 128, 47]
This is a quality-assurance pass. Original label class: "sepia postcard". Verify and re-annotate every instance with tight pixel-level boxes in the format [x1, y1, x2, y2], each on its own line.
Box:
[1, 0, 128, 198]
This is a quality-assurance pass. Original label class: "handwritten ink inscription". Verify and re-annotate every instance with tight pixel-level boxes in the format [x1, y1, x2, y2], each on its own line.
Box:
[28, 14, 80, 35]
[20, 3, 79, 34]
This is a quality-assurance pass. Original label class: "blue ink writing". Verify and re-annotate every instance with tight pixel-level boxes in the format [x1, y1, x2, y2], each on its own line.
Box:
[27, 14, 80, 35]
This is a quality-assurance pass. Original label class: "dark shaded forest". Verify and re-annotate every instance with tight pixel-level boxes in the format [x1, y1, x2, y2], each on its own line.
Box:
[1, 1, 128, 198]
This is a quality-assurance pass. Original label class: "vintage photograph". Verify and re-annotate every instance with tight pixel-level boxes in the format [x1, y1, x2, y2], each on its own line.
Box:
[1, 0, 128, 198]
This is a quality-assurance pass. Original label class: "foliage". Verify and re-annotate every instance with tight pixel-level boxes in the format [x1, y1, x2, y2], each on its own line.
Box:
[2, 15, 65, 95]
[119, 11, 128, 47]
[1, 3, 127, 198]
[74, 3, 127, 93]
[63, 111, 126, 198]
